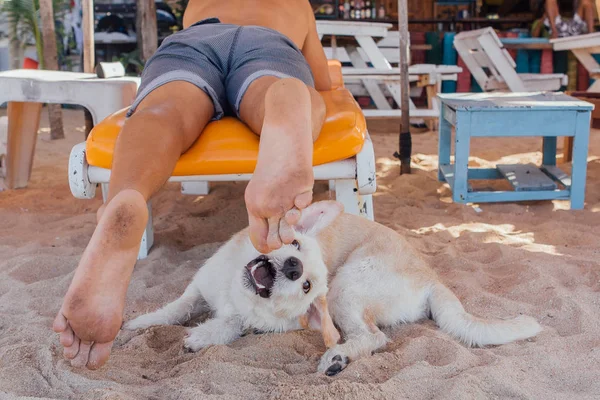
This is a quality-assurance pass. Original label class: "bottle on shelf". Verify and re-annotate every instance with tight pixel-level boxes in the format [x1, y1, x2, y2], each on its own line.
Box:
[365, 1, 371, 18]
[344, 0, 350, 19]
[350, 0, 355, 19]
[378, 3, 385, 19]
[361, 1, 366, 19]
[372, 0, 377, 19]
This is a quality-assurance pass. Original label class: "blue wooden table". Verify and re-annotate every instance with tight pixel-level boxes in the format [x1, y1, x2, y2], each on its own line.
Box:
[437, 92, 593, 209]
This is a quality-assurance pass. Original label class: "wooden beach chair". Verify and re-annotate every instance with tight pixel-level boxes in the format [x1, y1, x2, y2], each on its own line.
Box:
[67, 61, 377, 259]
[551, 32, 600, 92]
[454, 27, 567, 92]
[323, 44, 461, 122]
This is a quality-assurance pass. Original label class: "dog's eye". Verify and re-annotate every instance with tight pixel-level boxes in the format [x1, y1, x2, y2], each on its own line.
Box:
[292, 240, 301, 250]
[302, 280, 311, 293]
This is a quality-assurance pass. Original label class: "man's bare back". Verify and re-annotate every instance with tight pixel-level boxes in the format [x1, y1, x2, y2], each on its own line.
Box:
[184, 0, 310, 47]
[183, 0, 331, 90]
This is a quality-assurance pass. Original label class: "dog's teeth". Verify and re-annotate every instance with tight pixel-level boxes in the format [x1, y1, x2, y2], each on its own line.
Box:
[250, 262, 266, 289]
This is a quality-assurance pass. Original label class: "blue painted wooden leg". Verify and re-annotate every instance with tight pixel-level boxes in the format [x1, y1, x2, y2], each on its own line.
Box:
[542, 136, 557, 166]
[570, 111, 591, 209]
[453, 112, 471, 203]
[438, 111, 452, 181]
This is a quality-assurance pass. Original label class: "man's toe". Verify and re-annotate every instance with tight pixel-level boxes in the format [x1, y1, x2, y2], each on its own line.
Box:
[294, 191, 313, 210]
[266, 217, 282, 250]
[59, 324, 74, 347]
[248, 214, 269, 253]
[53, 312, 68, 333]
[87, 341, 113, 370]
[63, 336, 80, 360]
[70, 341, 92, 368]
[279, 218, 295, 244]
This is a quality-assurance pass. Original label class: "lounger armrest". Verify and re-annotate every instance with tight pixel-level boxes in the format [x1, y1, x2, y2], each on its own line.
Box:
[328, 60, 344, 89]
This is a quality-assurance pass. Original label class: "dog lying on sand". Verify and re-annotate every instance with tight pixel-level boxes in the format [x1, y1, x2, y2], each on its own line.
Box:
[124, 201, 542, 375]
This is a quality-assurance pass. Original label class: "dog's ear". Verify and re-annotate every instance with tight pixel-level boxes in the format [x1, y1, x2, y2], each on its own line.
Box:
[299, 295, 340, 348]
[294, 201, 344, 236]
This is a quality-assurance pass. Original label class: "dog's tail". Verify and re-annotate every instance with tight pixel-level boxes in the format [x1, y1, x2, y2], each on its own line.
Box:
[428, 283, 542, 347]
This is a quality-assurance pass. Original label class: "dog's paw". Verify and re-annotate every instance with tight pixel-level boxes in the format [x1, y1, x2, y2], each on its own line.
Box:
[183, 328, 213, 352]
[318, 348, 349, 376]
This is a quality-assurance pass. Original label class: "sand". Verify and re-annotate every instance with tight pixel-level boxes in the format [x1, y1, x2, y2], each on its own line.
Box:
[0, 108, 599, 400]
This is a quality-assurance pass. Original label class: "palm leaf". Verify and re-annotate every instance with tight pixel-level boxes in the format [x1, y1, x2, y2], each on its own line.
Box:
[2, 0, 68, 67]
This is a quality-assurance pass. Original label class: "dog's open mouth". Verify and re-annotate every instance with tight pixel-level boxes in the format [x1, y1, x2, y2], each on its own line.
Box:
[245, 255, 276, 298]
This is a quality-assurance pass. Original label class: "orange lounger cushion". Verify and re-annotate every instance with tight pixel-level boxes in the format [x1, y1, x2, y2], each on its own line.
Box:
[85, 87, 366, 176]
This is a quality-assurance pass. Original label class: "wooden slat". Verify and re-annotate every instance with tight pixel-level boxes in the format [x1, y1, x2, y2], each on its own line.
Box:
[497, 164, 557, 192]
[541, 165, 572, 187]
[440, 164, 473, 192]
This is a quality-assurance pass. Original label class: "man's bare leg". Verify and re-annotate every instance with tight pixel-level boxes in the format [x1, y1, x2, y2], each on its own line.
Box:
[53, 82, 213, 369]
[240, 77, 326, 252]
[544, 0, 560, 38]
[578, 0, 595, 33]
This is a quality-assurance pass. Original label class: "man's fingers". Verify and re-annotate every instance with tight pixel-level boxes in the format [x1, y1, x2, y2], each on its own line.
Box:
[248, 213, 269, 253]
[279, 218, 295, 244]
[266, 217, 282, 250]
[294, 191, 313, 210]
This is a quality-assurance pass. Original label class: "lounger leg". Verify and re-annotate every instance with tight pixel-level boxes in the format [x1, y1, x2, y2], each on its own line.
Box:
[335, 179, 373, 220]
[362, 194, 375, 221]
[99, 183, 153, 260]
[101, 183, 109, 202]
[138, 202, 154, 260]
[181, 181, 210, 195]
[329, 180, 336, 191]
[4, 102, 43, 189]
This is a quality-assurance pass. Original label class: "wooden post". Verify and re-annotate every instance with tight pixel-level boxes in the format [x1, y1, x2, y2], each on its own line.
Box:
[395, 0, 412, 174]
[39, 0, 65, 140]
[82, 0, 95, 73]
[82, 0, 95, 137]
[137, 0, 158, 62]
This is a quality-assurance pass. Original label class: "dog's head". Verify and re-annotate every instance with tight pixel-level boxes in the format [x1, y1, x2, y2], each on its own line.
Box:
[244, 201, 343, 347]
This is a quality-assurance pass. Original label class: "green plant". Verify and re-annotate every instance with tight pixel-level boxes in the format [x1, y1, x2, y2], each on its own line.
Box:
[1, 0, 68, 68]
[114, 48, 145, 75]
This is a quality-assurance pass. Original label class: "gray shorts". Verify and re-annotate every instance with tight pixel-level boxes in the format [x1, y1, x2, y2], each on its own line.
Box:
[128, 17, 315, 119]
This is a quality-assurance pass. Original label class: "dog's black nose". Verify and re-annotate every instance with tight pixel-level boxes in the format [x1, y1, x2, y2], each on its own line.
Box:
[282, 257, 303, 281]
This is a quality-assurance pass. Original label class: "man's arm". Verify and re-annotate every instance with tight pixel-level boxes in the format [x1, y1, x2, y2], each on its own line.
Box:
[302, 6, 332, 92]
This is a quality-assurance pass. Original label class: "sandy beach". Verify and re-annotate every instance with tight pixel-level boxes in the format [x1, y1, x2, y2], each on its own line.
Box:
[0, 108, 599, 399]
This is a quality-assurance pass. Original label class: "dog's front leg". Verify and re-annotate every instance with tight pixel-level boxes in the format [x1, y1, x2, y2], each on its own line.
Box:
[317, 330, 389, 376]
[184, 316, 243, 352]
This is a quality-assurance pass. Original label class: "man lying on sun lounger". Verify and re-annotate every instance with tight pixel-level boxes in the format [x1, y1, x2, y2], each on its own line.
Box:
[52, 0, 332, 370]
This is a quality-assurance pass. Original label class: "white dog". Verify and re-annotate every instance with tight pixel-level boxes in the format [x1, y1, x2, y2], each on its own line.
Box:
[124, 201, 542, 376]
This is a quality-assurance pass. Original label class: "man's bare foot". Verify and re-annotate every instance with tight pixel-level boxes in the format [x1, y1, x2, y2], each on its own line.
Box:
[245, 126, 314, 252]
[53, 189, 148, 369]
